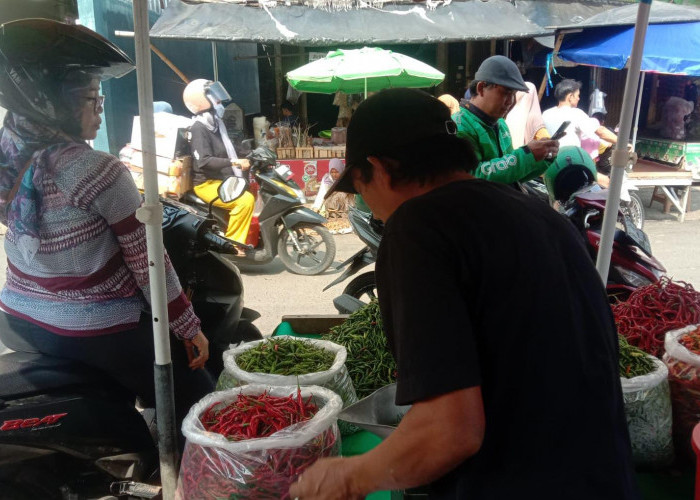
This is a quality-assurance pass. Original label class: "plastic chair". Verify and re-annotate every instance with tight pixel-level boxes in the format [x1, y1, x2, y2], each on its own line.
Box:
[692, 421, 700, 499]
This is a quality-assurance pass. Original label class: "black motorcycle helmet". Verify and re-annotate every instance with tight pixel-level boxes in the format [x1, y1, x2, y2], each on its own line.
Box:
[0, 18, 134, 134]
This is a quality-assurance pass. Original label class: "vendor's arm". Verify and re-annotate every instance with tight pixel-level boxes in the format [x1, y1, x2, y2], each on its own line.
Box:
[596, 126, 618, 145]
[190, 123, 235, 179]
[289, 387, 484, 499]
[55, 147, 201, 341]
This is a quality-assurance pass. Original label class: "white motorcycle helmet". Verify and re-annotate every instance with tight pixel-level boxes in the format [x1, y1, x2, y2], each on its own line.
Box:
[182, 79, 231, 116]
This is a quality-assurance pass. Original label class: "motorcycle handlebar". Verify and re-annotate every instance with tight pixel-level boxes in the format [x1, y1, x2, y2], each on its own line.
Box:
[202, 231, 237, 254]
[202, 230, 255, 254]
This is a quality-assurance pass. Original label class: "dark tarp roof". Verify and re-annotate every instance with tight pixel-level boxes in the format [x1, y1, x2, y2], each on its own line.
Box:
[556, 2, 700, 30]
[150, 0, 555, 45]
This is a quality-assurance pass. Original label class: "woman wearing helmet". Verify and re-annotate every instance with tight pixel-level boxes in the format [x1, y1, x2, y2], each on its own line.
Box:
[183, 79, 255, 243]
[0, 20, 213, 423]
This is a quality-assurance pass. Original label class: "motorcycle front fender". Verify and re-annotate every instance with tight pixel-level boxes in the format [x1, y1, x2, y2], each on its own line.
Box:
[281, 207, 327, 228]
[323, 248, 374, 291]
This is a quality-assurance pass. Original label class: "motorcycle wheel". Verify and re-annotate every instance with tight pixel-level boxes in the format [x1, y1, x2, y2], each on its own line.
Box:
[621, 192, 645, 230]
[343, 271, 377, 304]
[235, 319, 263, 342]
[277, 223, 336, 275]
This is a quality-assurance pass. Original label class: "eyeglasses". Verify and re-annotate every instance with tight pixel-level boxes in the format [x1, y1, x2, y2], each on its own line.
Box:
[82, 95, 106, 113]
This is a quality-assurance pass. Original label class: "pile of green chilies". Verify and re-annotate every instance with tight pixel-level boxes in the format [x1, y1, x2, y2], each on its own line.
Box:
[236, 337, 336, 376]
[619, 335, 656, 379]
[326, 300, 397, 399]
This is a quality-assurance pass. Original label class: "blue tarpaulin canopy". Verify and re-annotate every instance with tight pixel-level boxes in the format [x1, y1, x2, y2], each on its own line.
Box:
[558, 21, 700, 76]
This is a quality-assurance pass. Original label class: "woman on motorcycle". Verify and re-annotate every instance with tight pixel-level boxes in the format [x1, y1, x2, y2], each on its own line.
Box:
[184, 79, 255, 243]
[0, 19, 213, 423]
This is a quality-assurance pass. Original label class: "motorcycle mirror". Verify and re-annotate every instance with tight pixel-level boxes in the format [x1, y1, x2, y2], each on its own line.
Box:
[274, 164, 293, 181]
[218, 176, 248, 203]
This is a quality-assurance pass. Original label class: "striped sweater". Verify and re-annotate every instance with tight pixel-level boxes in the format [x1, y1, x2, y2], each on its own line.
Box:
[0, 144, 200, 339]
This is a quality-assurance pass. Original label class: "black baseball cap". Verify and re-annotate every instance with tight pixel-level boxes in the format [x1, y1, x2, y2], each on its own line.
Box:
[325, 88, 459, 197]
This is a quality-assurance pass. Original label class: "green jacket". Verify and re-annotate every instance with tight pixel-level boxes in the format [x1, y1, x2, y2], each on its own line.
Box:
[453, 104, 549, 184]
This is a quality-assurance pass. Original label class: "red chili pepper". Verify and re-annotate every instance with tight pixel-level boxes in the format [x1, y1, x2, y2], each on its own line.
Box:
[612, 277, 700, 358]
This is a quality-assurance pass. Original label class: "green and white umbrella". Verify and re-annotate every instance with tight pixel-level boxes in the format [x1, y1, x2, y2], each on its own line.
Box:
[286, 47, 444, 97]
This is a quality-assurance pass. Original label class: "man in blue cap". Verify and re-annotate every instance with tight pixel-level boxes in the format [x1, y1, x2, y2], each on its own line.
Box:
[454, 55, 559, 185]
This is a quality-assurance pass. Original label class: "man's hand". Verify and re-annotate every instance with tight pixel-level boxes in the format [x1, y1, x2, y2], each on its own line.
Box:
[231, 159, 251, 171]
[289, 387, 484, 499]
[289, 457, 363, 500]
[527, 139, 560, 162]
[185, 331, 209, 370]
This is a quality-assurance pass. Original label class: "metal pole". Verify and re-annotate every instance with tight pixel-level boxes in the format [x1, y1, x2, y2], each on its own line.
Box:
[631, 72, 646, 152]
[595, 0, 652, 283]
[132, 1, 179, 498]
[212, 41, 219, 81]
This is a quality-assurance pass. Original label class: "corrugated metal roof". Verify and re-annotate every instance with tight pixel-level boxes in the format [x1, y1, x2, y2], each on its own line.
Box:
[150, 0, 555, 45]
[556, 2, 700, 30]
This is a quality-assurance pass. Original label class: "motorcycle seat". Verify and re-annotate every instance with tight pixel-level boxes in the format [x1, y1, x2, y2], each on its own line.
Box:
[0, 351, 121, 400]
[183, 190, 209, 208]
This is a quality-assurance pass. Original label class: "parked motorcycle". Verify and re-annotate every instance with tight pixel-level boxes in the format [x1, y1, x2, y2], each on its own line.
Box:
[324, 206, 381, 302]
[183, 146, 336, 275]
[544, 147, 665, 294]
[331, 150, 664, 313]
[561, 186, 665, 293]
[0, 197, 261, 498]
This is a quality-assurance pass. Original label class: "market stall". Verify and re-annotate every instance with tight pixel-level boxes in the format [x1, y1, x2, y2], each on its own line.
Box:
[554, 2, 700, 221]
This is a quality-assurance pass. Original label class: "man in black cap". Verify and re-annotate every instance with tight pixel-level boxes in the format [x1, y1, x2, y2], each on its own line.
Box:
[289, 88, 639, 500]
[454, 55, 559, 184]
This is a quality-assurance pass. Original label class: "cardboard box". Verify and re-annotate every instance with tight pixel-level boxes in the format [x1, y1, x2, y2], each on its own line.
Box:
[130, 112, 192, 160]
[127, 154, 192, 198]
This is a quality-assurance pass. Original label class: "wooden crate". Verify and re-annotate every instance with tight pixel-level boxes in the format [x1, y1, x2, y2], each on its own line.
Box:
[276, 147, 296, 159]
[314, 146, 346, 159]
[330, 146, 345, 158]
[295, 146, 314, 159]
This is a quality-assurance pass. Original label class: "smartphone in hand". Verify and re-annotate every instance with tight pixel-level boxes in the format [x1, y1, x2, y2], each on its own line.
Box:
[551, 121, 571, 141]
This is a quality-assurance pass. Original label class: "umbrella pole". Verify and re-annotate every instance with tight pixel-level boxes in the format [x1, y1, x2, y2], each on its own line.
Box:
[365, 78, 367, 99]
[132, 1, 179, 498]
[595, 0, 652, 283]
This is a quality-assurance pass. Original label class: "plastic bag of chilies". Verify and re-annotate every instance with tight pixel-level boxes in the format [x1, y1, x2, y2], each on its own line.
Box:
[176, 385, 342, 500]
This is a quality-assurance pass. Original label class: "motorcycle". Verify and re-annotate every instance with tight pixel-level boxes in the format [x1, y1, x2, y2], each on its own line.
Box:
[324, 207, 381, 313]
[331, 182, 663, 313]
[560, 185, 665, 296]
[0, 197, 261, 498]
[182, 146, 336, 275]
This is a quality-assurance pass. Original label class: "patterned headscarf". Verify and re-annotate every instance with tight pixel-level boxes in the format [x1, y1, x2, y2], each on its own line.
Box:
[0, 112, 82, 261]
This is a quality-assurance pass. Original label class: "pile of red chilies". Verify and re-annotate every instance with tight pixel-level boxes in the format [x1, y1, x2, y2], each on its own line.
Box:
[666, 328, 700, 458]
[176, 390, 338, 499]
[200, 389, 317, 440]
[612, 277, 700, 357]
[679, 326, 700, 355]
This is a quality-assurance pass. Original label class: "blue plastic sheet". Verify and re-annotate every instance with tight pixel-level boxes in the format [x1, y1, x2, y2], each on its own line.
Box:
[558, 22, 700, 76]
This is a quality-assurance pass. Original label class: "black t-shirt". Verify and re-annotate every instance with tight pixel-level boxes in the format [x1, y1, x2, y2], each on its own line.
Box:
[376, 180, 639, 500]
